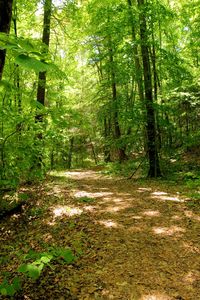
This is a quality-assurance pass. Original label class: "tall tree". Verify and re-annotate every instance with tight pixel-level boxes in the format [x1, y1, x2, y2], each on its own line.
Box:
[36, 0, 52, 115]
[127, 0, 144, 104]
[0, 0, 13, 80]
[108, 35, 127, 162]
[34, 0, 52, 172]
[137, 0, 161, 177]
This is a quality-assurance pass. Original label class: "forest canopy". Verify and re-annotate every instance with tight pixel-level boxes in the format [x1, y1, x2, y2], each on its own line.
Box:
[0, 0, 200, 184]
[0, 1, 200, 299]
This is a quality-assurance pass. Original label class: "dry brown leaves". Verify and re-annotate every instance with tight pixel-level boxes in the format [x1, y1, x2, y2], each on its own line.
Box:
[0, 169, 200, 299]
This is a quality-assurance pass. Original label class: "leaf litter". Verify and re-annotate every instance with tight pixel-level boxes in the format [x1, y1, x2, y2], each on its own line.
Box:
[0, 169, 200, 299]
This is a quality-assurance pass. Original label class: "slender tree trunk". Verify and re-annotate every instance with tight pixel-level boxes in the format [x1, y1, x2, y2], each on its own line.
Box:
[137, 0, 161, 177]
[33, 0, 51, 171]
[0, 0, 13, 80]
[108, 39, 127, 162]
[89, 137, 98, 165]
[50, 149, 54, 169]
[127, 0, 148, 153]
[67, 137, 74, 169]
[104, 117, 111, 162]
[0, 0, 13, 177]
[127, 0, 144, 104]
[13, 4, 22, 115]
[36, 0, 52, 116]
[93, 45, 112, 163]
[150, 26, 162, 150]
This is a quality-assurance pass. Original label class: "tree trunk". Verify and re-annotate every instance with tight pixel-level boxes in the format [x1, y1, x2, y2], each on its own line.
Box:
[36, 0, 52, 114]
[13, 4, 22, 114]
[127, 0, 148, 154]
[0, 0, 13, 80]
[127, 0, 144, 104]
[67, 137, 74, 169]
[33, 0, 52, 171]
[89, 137, 98, 165]
[108, 39, 127, 162]
[104, 117, 111, 162]
[150, 26, 162, 150]
[137, 0, 161, 177]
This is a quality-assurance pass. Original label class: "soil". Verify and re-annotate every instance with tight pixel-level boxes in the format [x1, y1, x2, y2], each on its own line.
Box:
[0, 168, 200, 300]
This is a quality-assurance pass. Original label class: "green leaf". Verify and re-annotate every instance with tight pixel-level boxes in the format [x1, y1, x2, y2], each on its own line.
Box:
[7, 285, 16, 296]
[25, 249, 39, 260]
[31, 51, 43, 57]
[35, 262, 44, 272]
[36, 101, 45, 109]
[40, 254, 53, 264]
[61, 249, 75, 263]
[0, 288, 7, 296]
[18, 264, 27, 273]
[15, 54, 49, 72]
[26, 264, 41, 280]
[12, 277, 21, 290]
[0, 80, 13, 91]
[19, 193, 29, 200]
[18, 38, 35, 52]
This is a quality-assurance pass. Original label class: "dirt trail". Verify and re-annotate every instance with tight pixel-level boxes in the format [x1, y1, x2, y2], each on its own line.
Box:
[1, 169, 200, 300]
[60, 170, 200, 300]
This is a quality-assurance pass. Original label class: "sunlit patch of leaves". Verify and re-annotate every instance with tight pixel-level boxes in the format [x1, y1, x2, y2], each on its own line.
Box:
[0, 192, 29, 218]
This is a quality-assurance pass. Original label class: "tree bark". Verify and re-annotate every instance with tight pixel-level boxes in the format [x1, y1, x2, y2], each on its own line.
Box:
[104, 117, 112, 162]
[33, 0, 52, 171]
[127, 0, 144, 104]
[108, 38, 127, 162]
[36, 0, 52, 114]
[137, 0, 161, 177]
[127, 0, 149, 154]
[67, 137, 74, 169]
[150, 24, 162, 150]
[13, 4, 22, 114]
[0, 0, 13, 80]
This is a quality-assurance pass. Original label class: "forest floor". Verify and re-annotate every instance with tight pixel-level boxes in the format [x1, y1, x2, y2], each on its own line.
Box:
[0, 168, 200, 300]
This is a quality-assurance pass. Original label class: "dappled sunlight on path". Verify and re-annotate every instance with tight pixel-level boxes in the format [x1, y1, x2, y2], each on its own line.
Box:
[1, 168, 199, 300]
[51, 169, 199, 300]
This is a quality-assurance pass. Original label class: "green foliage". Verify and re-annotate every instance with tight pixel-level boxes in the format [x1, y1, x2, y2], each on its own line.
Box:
[15, 54, 49, 73]
[19, 193, 29, 201]
[0, 247, 75, 297]
[18, 253, 53, 280]
[185, 177, 200, 189]
[186, 192, 200, 210]
[0, 191, 28, 218]
[183, 172, 200, 180]
[18, 247, 75, 280]
[76, 196, 95, 203]
[0, 277, 21, 297]
[48, 247, 76, 264]
[102, 159, 146, 177]
[186, 200, 200, 209]
[1, 0, 200, 181]
[0, 33, 55, 73]
[0, 179, 18, 190]
[28, 207, 45, 217]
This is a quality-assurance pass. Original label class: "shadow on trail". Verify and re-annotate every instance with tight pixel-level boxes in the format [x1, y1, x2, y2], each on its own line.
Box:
[42, 169, 200, 300]
[0, 169, 199, 300]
